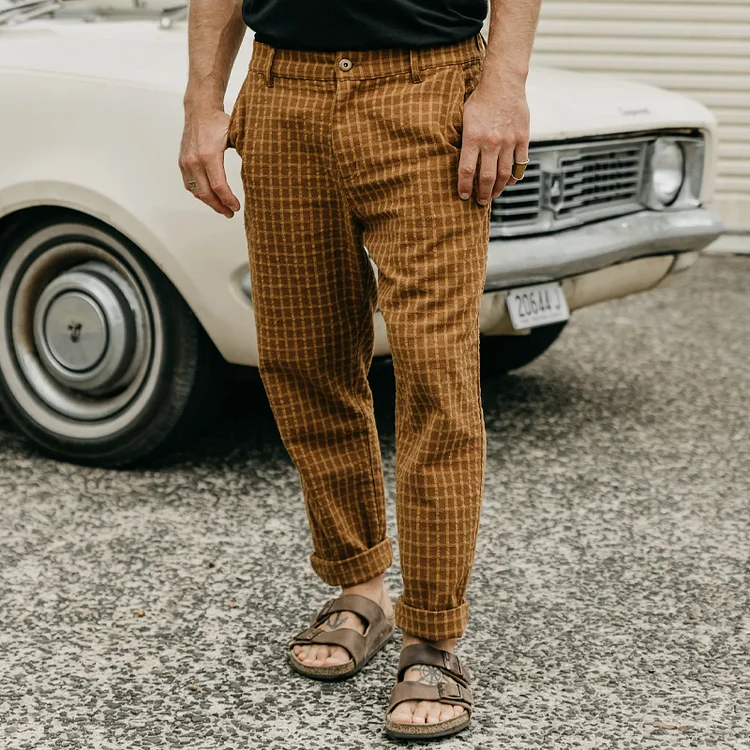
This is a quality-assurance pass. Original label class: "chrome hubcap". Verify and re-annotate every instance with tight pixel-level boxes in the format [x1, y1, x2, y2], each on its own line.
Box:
[32, 263, 139, 393]
[43, 292, 108, 372]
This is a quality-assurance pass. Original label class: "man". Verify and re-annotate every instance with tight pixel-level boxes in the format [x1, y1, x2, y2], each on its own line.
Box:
[180, 0, 539, 739]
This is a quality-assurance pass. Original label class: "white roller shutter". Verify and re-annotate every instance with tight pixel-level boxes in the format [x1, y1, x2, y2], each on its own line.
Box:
[529, 0, 750, 250]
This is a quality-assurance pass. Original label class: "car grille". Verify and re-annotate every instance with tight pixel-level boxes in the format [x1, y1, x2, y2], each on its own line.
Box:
[491, 135, 650, 237]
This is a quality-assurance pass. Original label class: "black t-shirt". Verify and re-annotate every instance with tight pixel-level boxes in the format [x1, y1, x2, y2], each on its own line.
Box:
[242, 0, 488, 51]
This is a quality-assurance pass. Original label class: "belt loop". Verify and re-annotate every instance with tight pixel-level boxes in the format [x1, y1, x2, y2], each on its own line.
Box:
[409, 48, 422, 84]
[265, 46, 276, 88]
[476, 33, 487, 56]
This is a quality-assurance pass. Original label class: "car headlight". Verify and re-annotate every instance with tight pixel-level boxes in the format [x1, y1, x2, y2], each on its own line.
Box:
[651, 138, 685, 206]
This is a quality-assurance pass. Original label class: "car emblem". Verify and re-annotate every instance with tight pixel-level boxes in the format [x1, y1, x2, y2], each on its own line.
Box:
[68, 321, 82, 343]
[548, 174, 564, 212]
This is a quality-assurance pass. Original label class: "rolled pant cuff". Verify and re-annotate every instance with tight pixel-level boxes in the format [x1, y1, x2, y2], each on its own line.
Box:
[395, 597, 469, 641]
[310, 537, 393, 587]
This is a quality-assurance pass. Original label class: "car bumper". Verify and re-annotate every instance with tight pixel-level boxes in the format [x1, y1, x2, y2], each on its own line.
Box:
[484, 206, 724, 290]
[240, 207, 723, 300]
[240, 206, 724, 355]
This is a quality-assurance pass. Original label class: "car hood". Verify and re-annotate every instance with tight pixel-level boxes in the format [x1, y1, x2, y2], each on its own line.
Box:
[1, 19, 715, 140]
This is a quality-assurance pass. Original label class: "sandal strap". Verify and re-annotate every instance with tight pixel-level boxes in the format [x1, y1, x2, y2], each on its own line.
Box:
[290, 594, 390, 666]
[397, 644, 470, 686]
[312, 593, 385, 629]
[289, 624, 366, 665]
[387, 680, 473, 715]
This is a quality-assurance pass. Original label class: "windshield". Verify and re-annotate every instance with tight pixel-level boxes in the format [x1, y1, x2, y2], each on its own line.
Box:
[0, 0, 187, 25]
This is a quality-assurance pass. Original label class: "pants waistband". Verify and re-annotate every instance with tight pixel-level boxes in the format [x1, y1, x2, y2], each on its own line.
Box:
[249, 34, 486, 86]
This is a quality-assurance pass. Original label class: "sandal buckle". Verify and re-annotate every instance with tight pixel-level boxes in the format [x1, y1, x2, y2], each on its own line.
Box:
[443, 651, 462, 675]
[437, 682, 462, 700]
[315, 599, 334, 622]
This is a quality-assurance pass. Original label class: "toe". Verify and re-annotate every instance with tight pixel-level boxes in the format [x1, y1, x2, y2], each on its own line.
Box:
[439, 704, 456, 723]
[299, 645, 312, 664]
[322, 646, 347, 666]
[426, 702, 443, 725]
[302, 645, 322, 665]
[412, 701, 430, 725]
[311, 645, 330, 665]
[391, 701, 416, 725]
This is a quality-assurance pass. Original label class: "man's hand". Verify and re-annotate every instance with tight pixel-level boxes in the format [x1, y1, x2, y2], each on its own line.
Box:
[181, 0, 246, 217]
[457, 75, 530, 206]
[179, 106, 240, 218]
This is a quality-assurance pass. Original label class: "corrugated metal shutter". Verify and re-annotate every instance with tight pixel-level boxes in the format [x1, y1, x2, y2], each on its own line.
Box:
[529, 0, 750, 244]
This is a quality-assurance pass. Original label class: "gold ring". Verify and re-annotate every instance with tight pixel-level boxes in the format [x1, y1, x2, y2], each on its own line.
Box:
[187, 180, 198, 192]
[512, 159, 530, 181]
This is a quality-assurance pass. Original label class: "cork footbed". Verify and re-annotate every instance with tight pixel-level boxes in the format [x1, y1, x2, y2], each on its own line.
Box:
[287, 616, 395, 682]
[385, 710, 471, 740]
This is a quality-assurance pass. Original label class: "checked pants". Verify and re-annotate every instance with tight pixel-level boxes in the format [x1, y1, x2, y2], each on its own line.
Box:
[229, 33, 490, 641]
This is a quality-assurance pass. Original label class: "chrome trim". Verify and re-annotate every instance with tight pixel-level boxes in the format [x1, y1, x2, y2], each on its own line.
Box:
[159, 5, 187, 29]
[484, 207, 724, 290]
[240, 273, 252, 301]
[668, 250, 701, 274]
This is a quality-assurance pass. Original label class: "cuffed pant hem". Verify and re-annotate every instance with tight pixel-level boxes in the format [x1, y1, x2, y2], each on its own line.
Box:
[395, 597, 469, 641]
[310, 537, 393, 587]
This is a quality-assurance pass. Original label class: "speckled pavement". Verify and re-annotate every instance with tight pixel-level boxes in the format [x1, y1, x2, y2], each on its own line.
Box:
[1, 255, 748, 750]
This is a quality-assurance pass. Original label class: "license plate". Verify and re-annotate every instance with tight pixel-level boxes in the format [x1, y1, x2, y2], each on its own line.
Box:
[506, 282, 570, 331]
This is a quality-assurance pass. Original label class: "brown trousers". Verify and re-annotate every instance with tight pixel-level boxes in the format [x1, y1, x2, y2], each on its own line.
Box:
[229, 34, 489, 641]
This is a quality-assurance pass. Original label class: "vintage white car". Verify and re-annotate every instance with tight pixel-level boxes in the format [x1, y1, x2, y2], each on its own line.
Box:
[0, 1, 725, 466]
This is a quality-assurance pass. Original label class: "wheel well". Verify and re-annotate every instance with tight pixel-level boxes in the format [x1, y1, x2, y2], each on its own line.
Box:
[0, 205, 225, 360]
[0, 205, 127, 255]
[0, 206, 56, 250]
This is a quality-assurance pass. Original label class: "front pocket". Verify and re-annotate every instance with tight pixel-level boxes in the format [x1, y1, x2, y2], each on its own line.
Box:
[226, 80, 245, 151]
[227, 70, 264, 153]
[446, 59, 484, 150]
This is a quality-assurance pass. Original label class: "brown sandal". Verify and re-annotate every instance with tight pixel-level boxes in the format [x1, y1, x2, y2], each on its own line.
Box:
[287, 593, 395, 681]
[385, 644, 473, 740]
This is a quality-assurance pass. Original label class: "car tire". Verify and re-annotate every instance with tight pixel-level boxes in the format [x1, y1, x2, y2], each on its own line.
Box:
[480, 322, 568, 376]
[0, 214, 228, 467]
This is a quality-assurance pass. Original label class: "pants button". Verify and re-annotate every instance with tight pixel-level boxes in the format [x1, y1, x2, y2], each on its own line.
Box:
[338, 58, 353, 72]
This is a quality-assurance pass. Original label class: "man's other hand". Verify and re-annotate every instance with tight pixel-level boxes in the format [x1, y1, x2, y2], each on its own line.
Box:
[457, 77, 530, 206]
[179, 107, 241, 218]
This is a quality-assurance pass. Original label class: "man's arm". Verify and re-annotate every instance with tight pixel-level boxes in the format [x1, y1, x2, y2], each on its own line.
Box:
[179, 0, 246, 218]
[457, 0, 541, 205]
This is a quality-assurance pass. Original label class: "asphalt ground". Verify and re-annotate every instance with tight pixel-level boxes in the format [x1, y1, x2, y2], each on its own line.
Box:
[1, 254, 748, 750]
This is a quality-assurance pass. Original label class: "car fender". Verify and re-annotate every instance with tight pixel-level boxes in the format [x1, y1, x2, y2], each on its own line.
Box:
[0, 69, 259, 366]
